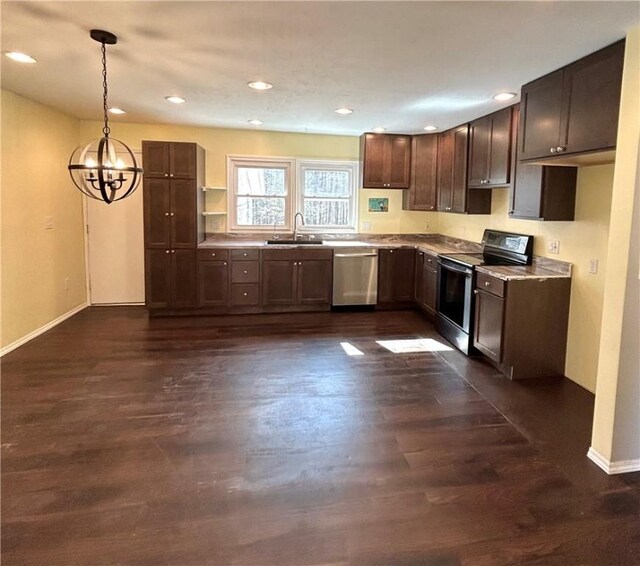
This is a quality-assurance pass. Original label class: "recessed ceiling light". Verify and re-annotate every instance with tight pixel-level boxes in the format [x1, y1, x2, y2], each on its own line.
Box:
[423, 125, 439, 131]
[247, 81, 273, 91]
[108, 107, 126, 115]
[493, 92, 517, 101]
[4, 51, 37, 64]
[248, 119, 263, 126]
[335, 108, 354, 115]
[372, 127, 387, 133]
[165, 96, 186, 104]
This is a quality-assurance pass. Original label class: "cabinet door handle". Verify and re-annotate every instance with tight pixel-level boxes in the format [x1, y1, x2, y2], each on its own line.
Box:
[389, 250, 393, 254]
[165, 250, 170, 254]
[171, 250, 175, 254]
[211, 253, 216, 257]
[164, 173, 169, 177]
[474, 289, 479, 295]
[550, 147, 557, 153]
[243, 270, 248, 274]
[165, 212, 169, 216]
[243, 253, 247, 257]
[557, 146, 566, 153]
[485, 281, 490, 287]
[243, 292, 248, 296]
[170, 212, 175, 216]
[223, 262, 227, 266]
[170, 173, 174, 177]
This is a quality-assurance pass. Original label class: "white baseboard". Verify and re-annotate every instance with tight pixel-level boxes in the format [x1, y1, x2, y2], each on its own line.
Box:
[91, 302, 145, 306]
[0, 302, 89, 357]
[587, 447, 640, 474]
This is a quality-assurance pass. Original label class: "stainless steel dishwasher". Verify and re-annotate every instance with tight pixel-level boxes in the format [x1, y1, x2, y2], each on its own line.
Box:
[332, 247, 378, 306]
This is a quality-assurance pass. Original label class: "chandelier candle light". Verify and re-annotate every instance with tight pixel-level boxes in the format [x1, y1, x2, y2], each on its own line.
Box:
[68, 30, 142, 204]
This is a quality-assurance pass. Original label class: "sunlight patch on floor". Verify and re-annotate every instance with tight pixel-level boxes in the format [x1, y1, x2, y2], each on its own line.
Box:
[340, 342, 365, 356]
[376, 338, 453, 354]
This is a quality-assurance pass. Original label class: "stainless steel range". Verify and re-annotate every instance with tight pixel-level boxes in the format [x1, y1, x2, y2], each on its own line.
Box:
[436, 229, 533, 355]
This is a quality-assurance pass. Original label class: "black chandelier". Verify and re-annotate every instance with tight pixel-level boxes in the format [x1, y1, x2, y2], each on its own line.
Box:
[68, 30, 142, 204]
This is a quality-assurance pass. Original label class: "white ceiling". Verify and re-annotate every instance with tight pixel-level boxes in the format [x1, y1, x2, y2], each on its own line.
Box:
[2, 1, 638, 136]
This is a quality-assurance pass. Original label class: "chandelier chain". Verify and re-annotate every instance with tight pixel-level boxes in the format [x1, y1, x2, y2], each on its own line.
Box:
[101, 42, 110, 138]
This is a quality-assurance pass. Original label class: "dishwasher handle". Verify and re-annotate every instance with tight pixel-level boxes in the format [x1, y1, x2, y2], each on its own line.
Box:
[334, 252, 378, 258]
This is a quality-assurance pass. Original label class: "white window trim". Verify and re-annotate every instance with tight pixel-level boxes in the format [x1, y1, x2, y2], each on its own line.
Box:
[227, 155, 295, 232]
[296, 159, 359, 234]
[226, 155, 359, 234]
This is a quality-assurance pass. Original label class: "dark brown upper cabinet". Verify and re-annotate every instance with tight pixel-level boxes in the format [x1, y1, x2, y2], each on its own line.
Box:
[518, 40, 624, 164]
[360, 133, 411, 189]
[437, 125, 491, 215]
[142, 141, 205, 253]
[143, 178, 197, 249]
[509, 105, 578, 221]
[468, 106, 513, 188]
[510, 162, 577, 221]
[142, 141, 198, 179]
[403, 134, 438, 211]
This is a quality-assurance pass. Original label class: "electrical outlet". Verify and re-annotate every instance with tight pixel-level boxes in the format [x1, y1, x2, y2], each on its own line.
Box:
[361, 221, 371, 231]
[425, 222, 431, 232]
[548, 240, 560, 254]
[64, 277, 70, 291]
[589, 259, 599, 274]
[45, 216, 53, 230]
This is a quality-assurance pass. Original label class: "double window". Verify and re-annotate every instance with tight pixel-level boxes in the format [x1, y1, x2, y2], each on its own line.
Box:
[228, 156, 358, 232]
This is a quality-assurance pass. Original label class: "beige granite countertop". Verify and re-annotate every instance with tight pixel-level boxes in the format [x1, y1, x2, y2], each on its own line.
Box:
[198, 233, 481, 255]
[476, 264, 571, 281]
[198, 233, 572, 280]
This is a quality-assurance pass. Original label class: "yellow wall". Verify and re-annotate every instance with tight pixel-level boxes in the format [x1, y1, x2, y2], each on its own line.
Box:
[437, 165, 614, 392]
[1, 90, 87, 350]
[77, 120, 436, 234]
[591, 26, 640, 464]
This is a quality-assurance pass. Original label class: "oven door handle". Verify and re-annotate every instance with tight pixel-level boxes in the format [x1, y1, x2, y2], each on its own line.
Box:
[438, 261, 473, 276]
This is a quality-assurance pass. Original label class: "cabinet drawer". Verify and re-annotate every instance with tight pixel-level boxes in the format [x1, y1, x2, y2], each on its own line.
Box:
[197, 249, 229, 262]
[231, 261, 259, 283]
[230, 249, 260, 261]
[231, 284, 260, 306]
[476, 272, 505, 298]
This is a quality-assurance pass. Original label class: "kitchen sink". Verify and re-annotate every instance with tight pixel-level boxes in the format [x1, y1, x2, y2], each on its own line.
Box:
[265, 239, 325, 245]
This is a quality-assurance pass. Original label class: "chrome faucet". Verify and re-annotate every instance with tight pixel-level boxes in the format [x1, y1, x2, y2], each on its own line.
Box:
[293, 212, 305, 240]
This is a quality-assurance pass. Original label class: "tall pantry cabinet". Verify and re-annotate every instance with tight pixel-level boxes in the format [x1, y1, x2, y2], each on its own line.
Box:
[142, 141, 206, 311]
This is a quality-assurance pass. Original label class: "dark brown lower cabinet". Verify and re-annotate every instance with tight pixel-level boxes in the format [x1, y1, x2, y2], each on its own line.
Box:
[262, 260, 297, 306]
[262, 249, 333, 309]
[145, 249, 196, 309]
[422, 255, 438, 314]
[414, 250, 438, 315]
[474, 288, 504, 362]
[473, 271, 571, 379]
[378, 248, 415, 307]
[298, 260, 333, 305]
[198, 260, 229, 307]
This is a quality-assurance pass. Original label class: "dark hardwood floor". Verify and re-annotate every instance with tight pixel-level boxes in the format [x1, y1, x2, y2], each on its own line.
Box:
[2, 307, 639, 565]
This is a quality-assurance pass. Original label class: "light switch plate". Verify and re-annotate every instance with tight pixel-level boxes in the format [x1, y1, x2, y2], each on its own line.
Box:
[589, 259, 599, 274]
[361, 221, 371, 231]
[45, 216, 53, 230]
[548, 240, 560, 254]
